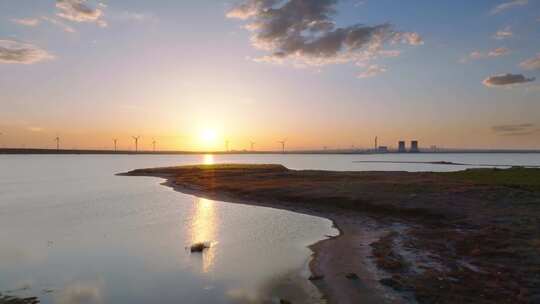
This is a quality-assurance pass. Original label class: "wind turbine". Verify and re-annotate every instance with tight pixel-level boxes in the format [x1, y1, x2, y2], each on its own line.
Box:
[152, 138, 157, 152]
[250, 141, 255, 152]
[54, 136, 60, 151]
[132, 136, 140, 152]
[278, 139, 287, 153]
[113, 139, 118, 152]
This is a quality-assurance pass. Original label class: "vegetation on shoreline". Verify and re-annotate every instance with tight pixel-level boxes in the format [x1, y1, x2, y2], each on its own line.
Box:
[125, 164, 540, 303]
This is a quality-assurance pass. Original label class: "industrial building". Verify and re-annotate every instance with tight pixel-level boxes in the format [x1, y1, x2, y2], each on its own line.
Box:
[398, 141, 406, 153]
[410, 140, 419, 153]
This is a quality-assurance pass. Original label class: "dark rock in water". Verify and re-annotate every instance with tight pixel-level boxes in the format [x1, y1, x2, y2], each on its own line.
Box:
[345, 273, 359, 280]
[279, 299, 292, 304]
[308, 274, 324, 281]
[190, 242, 210, 252]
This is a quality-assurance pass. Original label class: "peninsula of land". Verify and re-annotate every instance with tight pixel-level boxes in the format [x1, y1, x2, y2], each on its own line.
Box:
[121, 164, 540, 304]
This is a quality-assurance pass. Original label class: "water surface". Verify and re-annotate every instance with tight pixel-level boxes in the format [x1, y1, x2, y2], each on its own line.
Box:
[1, 153, 538, 303]
[0, 155, 336, 304]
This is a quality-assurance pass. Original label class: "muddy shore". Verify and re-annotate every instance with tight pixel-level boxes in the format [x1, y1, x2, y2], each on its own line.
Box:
[121, 164, 540, 304]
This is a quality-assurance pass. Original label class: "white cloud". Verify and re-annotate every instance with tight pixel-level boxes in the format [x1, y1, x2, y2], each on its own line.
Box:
[0, 40, 54, 64]
[354, 1, 366, 7]
[396, 32, 424, 46]
[520, 53, 540, 70]
[27, 127, 44, 132]
[490, 0, 528, 15]
[11, 18, 40, 27]
[357, 64, 387, 78]
[493, 26, 513, 40]
[112, 11, 157, 23]
[488, 47, 510, 57]
[460, 47, 510, 63]
[56, 0, 107, 27]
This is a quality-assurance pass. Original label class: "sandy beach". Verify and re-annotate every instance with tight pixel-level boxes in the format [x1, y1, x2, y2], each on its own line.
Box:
[121, 164, 540, 303]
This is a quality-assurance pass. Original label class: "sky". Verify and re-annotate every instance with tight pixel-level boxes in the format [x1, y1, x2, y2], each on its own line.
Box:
[1, 0, 539, 151]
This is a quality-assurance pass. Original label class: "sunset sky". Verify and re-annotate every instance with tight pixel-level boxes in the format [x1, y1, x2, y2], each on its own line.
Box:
[1, 0, 539, 151]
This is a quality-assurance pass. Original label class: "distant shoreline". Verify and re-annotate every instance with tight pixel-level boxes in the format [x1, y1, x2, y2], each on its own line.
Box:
[2, 148, 540, 155]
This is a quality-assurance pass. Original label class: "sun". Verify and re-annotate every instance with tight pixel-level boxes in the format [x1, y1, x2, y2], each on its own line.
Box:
[200, 129, 217, 142]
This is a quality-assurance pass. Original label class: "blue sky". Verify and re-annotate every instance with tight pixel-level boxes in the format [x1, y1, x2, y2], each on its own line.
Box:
[0, 0, 539, 150]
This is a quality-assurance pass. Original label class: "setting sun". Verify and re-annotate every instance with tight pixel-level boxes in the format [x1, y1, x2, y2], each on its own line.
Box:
[200, 129, 217, 143]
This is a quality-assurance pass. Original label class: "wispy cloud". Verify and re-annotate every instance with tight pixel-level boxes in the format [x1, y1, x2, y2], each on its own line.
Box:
[113, 11, 157, 22]
[492, 123, 538, 136]
[493, 26, 513, 40]
[354, 1, 366, 7]
[42, 16, 76, 33]
[520, 53, 540, 70]
[11, 18, 40, 27]
[357, 64, 387, 78]
[488, 47, 510, 57]
[0, 40, 54, 64]
[226, 0, 422, 76]
[27, 126, 44, 132]
[490, 0, 528, 15]
[460, 47, 510, 63]
[483, 73, 535, 87]
[56, 0, 107, 27]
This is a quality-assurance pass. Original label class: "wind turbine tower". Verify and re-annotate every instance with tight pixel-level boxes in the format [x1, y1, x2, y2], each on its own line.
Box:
[54, 136, 60, 151]
[374, 136, 378, 151]
[250, 141, 255, 152]
[113, 139, 118, 152]
[278, 139, 287, 153]
[132, 136, 140, 152]
[152, 139, 157, 152]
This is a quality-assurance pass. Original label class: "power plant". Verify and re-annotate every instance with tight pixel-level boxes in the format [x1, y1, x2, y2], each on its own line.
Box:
[411, 140, 419, 153]
[395, 140, 420, 153]
[398, 141, 406, 153]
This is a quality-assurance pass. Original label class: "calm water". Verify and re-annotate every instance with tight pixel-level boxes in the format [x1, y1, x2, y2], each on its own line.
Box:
[1, 153, 538, 303]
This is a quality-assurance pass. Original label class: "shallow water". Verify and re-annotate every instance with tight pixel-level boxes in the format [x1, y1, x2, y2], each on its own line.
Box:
[0, 153, 538, 303]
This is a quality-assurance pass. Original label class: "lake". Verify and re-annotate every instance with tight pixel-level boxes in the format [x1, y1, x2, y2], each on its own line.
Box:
[1, 153, 538, 303]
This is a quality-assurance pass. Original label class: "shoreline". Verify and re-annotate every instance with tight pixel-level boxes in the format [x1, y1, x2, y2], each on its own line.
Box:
[131, 173, 411, 303]
[120, 164, 540, 303]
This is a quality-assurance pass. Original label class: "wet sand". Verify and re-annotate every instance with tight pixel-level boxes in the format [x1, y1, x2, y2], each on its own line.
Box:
[121, 164, 540, 303]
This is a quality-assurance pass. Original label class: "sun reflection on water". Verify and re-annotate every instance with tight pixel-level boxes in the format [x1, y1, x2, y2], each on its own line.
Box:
[191, 198, 217, 273]
[203, 154, 214, 165]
